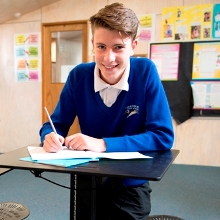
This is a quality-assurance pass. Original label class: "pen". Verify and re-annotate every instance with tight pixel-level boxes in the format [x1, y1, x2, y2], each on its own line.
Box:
[44, 106, 57, 134]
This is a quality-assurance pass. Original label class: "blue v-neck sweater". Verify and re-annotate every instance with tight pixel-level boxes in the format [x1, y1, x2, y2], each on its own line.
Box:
[40, 57, 174, 186]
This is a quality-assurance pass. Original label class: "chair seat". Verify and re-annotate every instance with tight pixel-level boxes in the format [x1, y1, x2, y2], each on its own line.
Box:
[147, 215, 184, 220]
[0, 202, 30, 219]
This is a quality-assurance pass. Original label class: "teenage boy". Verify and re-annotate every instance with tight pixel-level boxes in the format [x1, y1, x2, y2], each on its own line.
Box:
[40, 3, 174, 220]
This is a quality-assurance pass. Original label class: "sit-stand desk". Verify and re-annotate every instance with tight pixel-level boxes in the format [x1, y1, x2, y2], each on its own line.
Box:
[0, 147, 179, 220]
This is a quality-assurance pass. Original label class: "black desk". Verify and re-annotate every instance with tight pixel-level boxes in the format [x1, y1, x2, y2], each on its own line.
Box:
[0, 147, 179, 220]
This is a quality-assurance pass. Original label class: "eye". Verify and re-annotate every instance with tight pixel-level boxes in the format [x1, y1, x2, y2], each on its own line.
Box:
[97, 44, 106, 50]
[114, 45, 125, 50]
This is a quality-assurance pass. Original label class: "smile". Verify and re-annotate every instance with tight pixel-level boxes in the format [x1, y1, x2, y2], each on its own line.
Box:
[103, 64, 118, 69]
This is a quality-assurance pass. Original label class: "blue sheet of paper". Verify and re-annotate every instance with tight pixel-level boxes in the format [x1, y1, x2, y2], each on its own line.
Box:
[20, 157, 95, 167]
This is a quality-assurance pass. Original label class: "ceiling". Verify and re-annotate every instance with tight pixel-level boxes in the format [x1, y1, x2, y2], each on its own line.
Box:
[0, 0, 61, 24]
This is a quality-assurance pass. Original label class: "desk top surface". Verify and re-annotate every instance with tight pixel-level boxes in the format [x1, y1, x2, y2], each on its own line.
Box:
[0, 147, 179, 181]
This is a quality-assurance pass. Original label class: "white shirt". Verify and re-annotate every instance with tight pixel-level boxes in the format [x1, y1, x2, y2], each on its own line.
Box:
[94, 63, 130, 107]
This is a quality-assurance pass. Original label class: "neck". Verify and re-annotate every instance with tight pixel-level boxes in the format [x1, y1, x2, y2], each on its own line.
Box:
[99, 71, 124, 85]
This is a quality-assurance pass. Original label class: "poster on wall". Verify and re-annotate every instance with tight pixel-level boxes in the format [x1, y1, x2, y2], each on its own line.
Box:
[149, 43, 180, 81]
[212, 4, 220, 38]
[161, 4, 213, 41]
[14, 32, 41, 82]
[191, 81, 220, 109]
[137, 14, 155, 42]
[192, 42, 220, 80]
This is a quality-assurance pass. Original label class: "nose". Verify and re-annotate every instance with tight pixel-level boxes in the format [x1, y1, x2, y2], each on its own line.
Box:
[104, 49, 115, 62]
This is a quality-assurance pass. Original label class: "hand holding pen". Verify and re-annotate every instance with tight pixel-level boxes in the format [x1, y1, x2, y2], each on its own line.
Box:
[43, 107, 64, 152]
[43, 107, 106, 153]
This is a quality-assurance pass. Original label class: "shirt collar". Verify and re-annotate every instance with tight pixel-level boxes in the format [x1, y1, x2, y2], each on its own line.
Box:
[94, 62, 130, 92]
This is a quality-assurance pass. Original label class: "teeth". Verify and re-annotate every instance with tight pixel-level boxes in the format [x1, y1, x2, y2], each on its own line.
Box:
[105, 66, 115, 69]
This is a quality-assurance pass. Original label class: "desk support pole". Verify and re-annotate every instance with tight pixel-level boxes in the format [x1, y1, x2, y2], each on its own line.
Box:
[91, 176, 96, 220]
[70, 174, 76, 220]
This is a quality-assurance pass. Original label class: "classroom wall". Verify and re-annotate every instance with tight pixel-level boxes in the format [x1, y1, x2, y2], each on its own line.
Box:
[0, 0, 219, 166]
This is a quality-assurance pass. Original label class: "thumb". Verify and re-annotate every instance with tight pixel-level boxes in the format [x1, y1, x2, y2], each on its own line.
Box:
[58, 135, 65, 145]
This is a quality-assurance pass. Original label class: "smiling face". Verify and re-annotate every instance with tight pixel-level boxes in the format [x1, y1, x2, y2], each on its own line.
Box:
[92, 27, 137, 85]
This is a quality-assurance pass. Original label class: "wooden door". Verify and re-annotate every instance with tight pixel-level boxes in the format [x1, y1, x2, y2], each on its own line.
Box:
[42, 21, 89, 135]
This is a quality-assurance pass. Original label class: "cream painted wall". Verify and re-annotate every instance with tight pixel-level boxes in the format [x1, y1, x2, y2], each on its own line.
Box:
[0, 21, 42, 153]
[0, 0, 219, 166]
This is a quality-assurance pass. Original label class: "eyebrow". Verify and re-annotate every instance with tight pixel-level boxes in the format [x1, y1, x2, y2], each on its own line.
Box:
[95, 42, 126, 47]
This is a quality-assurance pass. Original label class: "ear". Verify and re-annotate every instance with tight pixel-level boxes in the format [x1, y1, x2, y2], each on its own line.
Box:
[91, 39, 95, 54]
[130, 40, 138, 56]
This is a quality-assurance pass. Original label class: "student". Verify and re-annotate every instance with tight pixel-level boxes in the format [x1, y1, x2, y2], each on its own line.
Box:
[39, 2, 174, 220]
[204, 12, 210, 22]
[166, 25, 172, 37]
[191, 26, 200, 39]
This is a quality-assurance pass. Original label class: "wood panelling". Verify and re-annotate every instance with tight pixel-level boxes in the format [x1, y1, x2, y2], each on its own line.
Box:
[0, 0, 219, 166]
[173, 118, 220, 166]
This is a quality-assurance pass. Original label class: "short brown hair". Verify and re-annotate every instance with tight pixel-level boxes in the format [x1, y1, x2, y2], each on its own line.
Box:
[89, 2, 139, 41]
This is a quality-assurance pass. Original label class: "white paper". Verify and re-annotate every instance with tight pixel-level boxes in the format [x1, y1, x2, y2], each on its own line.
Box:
[27, 146, 152, 161]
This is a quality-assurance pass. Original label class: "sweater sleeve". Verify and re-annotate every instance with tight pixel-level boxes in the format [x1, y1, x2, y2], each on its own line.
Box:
[39, 67, 79, 144]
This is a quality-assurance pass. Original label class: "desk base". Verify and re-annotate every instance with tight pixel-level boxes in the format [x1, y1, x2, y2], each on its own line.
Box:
[71, 175, 96, 220]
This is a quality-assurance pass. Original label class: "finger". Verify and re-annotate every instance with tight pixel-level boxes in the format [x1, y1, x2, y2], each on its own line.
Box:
[67, 139, 83, 150]
[67, 140, 78, 150]
[43, 141, 57, 152]
[44, 133, 63, 152]
[50, 133, 64, 150]
[43, 139, 60, 152]
[75, 144, 87, 151]
[65, 135, 77, 148]
[58, 135, 65, 145]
